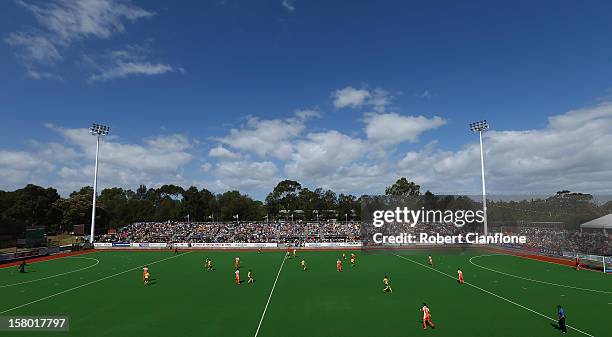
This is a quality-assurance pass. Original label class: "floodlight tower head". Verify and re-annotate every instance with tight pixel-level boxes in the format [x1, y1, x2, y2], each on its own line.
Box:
[469, 120, 489, 133]
[90, 123, 110, 136]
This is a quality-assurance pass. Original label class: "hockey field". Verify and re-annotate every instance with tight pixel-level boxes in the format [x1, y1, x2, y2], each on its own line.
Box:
[0, 249, 610, 337]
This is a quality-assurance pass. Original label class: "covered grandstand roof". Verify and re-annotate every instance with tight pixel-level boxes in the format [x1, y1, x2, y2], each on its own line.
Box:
[579, 214, 612, 229]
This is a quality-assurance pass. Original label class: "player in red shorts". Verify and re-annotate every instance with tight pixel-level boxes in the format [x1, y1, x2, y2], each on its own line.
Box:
[420, 303, 435, 330]
[235, 269, 240, 286]
[457, 267, 464, 284]
[235, 256, 240, 270]
[337, 258, 342, 272]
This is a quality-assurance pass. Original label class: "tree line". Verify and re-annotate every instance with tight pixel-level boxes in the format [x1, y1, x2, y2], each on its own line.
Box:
[1, 177, 609, 240]
[0, 178, 421, 239]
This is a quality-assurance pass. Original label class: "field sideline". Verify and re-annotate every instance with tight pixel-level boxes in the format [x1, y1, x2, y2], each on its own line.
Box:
[0, 249, 610, 337]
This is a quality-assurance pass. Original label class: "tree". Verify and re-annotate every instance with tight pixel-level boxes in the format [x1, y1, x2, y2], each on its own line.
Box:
[181, 186, 216, 222]
[98, 188, 130, 229]
[135, 184, 148, 200]
[385, 178, 421, 196]
[217, 191, 264, 221]
[53, 186, 109, 234]
[0, 184, 60, 237]
[265, 180, 302, 216]
[336, 193, 358, 221]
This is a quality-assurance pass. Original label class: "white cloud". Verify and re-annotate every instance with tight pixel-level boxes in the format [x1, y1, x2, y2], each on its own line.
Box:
[368, 89, 393, 112]
[397, 142, 480, 193]
[3, 100, 612, 198]
[332, 86, 393, 112]
[16, 0, 154, 43]
[285, 131, 367, 179]
[282, 0, 295, 12]
[0, 150, 55, 188]
[295, 109, 321, 120]
[397, 103, 612, 194]
[54, 127, 193, 173]
[0, 125, 195, 194]
[144, 134, 191, 152]
[0, 150, 53, 171]
[365, 113, 447, 145]
[25, 69, 62, 80]
[30, 141, 81, 162]
[214, 160, 279, 190]
[304, 162, 393, 196]
[199, 163, 212, 172]
[6, 0, 164, 81]
[218, 116, 305, 159]
[5, 32, 61, 64]
[87, 44, 176, 82]
[332, 86, 371, 109]
[209, 145, 241, 160]
[88, 62, 173, 82]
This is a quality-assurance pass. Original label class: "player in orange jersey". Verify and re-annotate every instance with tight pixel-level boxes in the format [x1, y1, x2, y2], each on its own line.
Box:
[143, 266, 150, 285]
[420, 303, 435, 330]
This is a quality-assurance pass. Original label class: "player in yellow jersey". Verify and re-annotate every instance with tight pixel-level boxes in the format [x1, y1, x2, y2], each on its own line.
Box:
[350, 253, 356, 267]
[248, 270, 254, 284]
[300, 259, 307, 271]
[383, 275, 392, 293]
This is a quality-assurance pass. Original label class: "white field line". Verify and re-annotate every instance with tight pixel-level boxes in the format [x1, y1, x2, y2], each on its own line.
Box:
[394, 254, 595, 337]
[469, 254, 612, 295]
[254, 254, 287, 337]
[0, 252, 191, 315]
[0, 257, 100, 288]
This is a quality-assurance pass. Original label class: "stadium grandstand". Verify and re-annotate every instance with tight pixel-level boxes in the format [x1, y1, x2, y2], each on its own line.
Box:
[579, 213, 612, 235]
[93, 221, 611, 257]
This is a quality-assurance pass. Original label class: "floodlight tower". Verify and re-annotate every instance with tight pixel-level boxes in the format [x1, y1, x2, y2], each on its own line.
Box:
[470, 120, 489, 235]
[89, 123, 110, 243]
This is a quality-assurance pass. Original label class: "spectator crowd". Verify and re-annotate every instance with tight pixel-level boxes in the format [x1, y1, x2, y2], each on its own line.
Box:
[96, 221, 361, 245]
[508, 227, 610, 256]
[96, 221, 610, 256]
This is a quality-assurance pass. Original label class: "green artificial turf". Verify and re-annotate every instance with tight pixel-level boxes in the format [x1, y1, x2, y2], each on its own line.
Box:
[0, 249, 610, 337]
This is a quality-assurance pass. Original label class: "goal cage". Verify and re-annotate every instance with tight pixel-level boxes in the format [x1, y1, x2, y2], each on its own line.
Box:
[574, 253, 612, 273]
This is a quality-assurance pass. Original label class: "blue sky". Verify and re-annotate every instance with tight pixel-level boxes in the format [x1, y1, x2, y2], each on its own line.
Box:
[1, 0, 612, 199]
